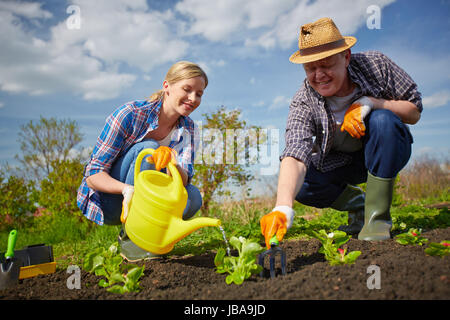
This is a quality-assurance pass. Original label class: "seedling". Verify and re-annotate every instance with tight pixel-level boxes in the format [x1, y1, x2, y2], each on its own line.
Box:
[308, 230, 361, 266]
[395, 228, 428, 246]
[214, 236, 264, 285]
[425, 240, 450, 258]
[83, 242, 145, 294]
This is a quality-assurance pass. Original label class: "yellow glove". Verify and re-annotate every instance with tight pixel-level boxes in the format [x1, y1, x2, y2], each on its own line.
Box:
[146, 146, 177, 171]
[341, 97, 373, 139]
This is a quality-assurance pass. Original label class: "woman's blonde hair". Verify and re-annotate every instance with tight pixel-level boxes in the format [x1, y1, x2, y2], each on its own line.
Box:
[148, 61, 208, 102]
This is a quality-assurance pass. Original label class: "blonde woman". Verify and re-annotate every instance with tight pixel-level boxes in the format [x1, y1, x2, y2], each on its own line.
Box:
[77, 61, 207, 261]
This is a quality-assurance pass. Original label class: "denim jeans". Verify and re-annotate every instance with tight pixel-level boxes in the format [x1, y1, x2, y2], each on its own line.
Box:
[296, 109, 413, 208]
[100, 140, 202, 225]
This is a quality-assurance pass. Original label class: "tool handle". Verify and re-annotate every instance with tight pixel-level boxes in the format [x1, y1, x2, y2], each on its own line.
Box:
[270, 235, 279, 246]
[5, 229, 17, 259]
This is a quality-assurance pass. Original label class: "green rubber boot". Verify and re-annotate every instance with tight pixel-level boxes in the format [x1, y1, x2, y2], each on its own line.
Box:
[358, 173, 395, 241]
[331, 185, 365, 236]
[118, 226, 163, 262]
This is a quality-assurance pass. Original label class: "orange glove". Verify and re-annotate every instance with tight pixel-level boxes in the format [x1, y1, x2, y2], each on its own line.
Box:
[146, 146, 177, 171]
[260, 211, 288, 249]
[340, 97, 373, 139]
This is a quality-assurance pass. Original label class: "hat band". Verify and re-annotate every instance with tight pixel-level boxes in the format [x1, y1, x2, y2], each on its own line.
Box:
[299, 38, 346, 56]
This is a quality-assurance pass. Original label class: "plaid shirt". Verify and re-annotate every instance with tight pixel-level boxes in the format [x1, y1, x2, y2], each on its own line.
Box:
[281, 51, 422, 172]
[77, 99, 198, 225]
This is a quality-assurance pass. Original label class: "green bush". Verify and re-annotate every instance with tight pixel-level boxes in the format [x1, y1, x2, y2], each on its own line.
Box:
[0, 169, 37, 231]
[37, 159, 85, 221]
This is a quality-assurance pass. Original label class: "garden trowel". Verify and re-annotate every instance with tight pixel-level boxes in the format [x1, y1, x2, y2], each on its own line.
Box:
[258, 235, 286, 278]
[0, 230, 22, 290]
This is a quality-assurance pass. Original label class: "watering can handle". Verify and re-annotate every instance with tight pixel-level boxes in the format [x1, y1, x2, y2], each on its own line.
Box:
[134, 148, 155, 183]
[134, 148, 184, 194]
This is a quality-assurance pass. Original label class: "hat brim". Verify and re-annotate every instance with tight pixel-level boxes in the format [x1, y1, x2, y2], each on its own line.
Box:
[289, 36, 357, 64]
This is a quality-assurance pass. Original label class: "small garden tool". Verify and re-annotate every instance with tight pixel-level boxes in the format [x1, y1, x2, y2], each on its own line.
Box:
[0, 230, 22, 290]
[258, 235, 286, 278]
[13, 244, 56, 279]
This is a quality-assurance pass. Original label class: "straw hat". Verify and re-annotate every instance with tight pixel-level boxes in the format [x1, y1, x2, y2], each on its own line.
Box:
[289, 17, 357, 64]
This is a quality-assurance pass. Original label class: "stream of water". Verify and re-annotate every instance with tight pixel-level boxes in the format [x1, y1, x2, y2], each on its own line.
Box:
[219, 225, 231, 256]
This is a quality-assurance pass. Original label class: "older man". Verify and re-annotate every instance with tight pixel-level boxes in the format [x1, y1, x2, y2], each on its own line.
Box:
[260, 17, 422, 248]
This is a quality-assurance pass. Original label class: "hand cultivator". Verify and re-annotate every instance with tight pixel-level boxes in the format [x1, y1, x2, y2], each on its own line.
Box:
[258, 235, 286, 278]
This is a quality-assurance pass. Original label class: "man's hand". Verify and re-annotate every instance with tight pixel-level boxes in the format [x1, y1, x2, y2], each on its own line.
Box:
[146, 146, 177, 171]
[120, 184, 134, 223]
[341, 96, 374, 139]
[260, 206, 294, 249]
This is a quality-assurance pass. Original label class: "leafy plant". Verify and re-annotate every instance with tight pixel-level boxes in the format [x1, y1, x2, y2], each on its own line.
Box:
[308, 230, 361, 266]
[395, 228, 429, 246]
[214, 236, 264, 285]
[83, 242, 145, 294]
[424, 241, 450, 258]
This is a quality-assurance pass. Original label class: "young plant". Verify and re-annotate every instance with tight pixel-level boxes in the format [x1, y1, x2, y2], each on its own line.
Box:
[83, 242, 145, 294]
[214, 236, 264, 285]
[395, 228, 428, 246]
[308, 230, 361, 266]
[425, 240, 450, 258]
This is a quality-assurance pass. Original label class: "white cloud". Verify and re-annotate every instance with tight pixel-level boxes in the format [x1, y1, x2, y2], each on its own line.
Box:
[252, 100, 264, 107]
[269, 95, 291, 110]
[0, 102, 4, 109]
[176, 0, 395, 50]
[197, 59, 226, 75]
[0, 1, 52, 19]
[0, 0, 399, 101]
[422, 90, 450, 109]
[0, 0, 188, 101]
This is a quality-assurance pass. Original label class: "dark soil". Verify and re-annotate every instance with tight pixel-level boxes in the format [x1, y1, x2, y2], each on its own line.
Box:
[1, 228, 449, 301]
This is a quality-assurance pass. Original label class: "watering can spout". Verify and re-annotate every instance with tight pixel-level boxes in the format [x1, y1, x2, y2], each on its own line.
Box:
[163, 216, 221, 249]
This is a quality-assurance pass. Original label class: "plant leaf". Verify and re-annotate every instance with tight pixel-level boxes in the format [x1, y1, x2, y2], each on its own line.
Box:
[127, 266, 145, 283]
[214, 248, 226, 267]
[229, 236, 241, 251]
[107, 285, 125, 294]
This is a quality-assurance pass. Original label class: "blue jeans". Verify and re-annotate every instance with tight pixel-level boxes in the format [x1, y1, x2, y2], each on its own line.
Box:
[100, 140, 203, 225]
[296, 109, 413, 208]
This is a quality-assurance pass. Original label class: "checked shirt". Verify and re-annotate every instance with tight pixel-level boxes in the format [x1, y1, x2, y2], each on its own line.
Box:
[281, 51, 423, 172]
[77, 99, 198, 225]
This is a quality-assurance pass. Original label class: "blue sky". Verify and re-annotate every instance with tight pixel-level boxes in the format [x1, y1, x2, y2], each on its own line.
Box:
[1, 0, 449, 179]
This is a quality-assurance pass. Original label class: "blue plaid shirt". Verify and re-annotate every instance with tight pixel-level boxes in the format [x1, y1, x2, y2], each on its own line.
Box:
[77, 99, 198, 225]
[281, 51, 423, 172]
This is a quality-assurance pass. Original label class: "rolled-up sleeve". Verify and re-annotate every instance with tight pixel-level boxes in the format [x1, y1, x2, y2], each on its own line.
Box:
[280, 98, 315, 167]
[84, 105, 132, 176]
[380, 52, 423, 112]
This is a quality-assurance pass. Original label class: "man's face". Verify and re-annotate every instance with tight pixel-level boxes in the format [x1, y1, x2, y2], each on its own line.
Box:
[303, 50, 351, 97]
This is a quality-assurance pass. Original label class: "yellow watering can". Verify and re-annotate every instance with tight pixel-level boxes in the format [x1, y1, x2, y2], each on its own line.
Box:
[124, 148, 221, 254]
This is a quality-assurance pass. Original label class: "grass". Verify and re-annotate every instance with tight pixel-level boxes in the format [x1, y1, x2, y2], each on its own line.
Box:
[0, 156, 449, 270]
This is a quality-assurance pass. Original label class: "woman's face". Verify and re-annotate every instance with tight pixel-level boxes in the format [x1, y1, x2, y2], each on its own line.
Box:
[303, 50, 351, 97]
[163, 76, 206, 117]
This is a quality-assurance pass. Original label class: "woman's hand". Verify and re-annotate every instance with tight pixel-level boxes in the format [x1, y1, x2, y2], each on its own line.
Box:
[120, 184, 134, 223]
[146, 146, 177, 171]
